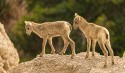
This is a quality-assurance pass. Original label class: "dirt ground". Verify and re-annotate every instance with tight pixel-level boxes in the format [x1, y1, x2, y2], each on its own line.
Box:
[8, 52, 125, 73]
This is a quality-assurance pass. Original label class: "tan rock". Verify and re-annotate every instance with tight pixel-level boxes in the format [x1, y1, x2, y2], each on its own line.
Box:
[8, 52, 125, 73]
[123, 51, 125, 58]
[0, 23, 19, 72]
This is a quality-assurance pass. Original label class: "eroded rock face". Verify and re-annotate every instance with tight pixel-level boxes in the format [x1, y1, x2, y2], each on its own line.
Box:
[0, 23, 19, 73]
[123, 51, 125, 58]
[8, 52, 125, 73]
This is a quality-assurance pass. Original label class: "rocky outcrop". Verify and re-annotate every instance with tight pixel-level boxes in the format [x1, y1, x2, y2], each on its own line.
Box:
[0, 23, 19, 73]
[123, 51, 125, 58]
[8, 52, 125, 73]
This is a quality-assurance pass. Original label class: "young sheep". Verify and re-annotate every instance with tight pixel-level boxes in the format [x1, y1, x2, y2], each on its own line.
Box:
[25, 21, 76, 59]
[73, 13, 114, 67]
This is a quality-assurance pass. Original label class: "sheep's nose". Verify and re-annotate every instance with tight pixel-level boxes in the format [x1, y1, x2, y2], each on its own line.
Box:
[73, 26, 77, 29]
[26, 32, 30, 35]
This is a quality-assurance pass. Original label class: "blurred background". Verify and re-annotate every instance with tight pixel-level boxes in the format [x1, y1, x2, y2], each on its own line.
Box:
[0, 0, 125, 62]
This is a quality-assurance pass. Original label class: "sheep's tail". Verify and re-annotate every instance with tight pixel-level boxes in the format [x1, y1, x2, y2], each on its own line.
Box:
[104, 29, 109, 39]
[67, 22, 72, 31]
[106, 33, 109, 39]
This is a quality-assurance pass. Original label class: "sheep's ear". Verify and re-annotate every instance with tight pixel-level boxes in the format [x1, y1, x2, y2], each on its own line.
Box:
[25, 21, 30, 25]
[75, 13, 78, 17]
[25, 21, 27, 24]
[25, 21, 32, 25]
[31, 21, 35, 24]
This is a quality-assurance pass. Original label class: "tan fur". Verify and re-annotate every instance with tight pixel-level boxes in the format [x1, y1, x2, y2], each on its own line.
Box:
[25, 21, 76, 59]
[73, 13, 114, 67]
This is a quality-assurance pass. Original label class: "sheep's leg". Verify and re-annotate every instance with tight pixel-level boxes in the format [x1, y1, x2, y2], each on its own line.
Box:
[105, 40, 114, 65]
[64, 36, 76, 59]
[98, 41, 108, 67]
[85, 38, 91, 59]
[48, 37, 55, 54]
[40, 38, 47, 57]
[92, 39, 97, 57]
[59, 38, 69, 55]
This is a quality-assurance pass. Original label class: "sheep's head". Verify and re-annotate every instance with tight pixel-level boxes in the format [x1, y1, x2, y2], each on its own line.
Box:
[73, 13, 80, 29]
[73, 13, 86, 29]
[25, 21, 33, 35]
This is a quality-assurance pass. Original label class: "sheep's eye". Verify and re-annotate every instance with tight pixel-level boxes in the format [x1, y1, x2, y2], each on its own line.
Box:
[75, 21, 77, 24]
[27, 28, 29, 29]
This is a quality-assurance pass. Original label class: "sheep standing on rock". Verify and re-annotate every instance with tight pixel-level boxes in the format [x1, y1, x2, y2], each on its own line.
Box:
[25, 21, 76, 59]
[73, 13, 114, 67]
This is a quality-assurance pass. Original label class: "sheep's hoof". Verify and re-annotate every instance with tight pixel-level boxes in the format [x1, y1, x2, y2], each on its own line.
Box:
[103, 64, 107, 68]
[59, 52, 64, 55]
[85, 55, 89, 59]
[71, 55, 75, 59]
[92, 53, 95, 56]
[71, 54, 76, 59]
[40, 55, 43, 57]
[112, 61, 115, 65]
[40, 53, 45, 57]
[51, 51, 55, 54]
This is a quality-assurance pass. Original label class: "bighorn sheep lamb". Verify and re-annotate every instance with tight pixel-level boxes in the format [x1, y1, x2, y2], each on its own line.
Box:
[73, 13, 114, 67]
[25, 21, 76, 59]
